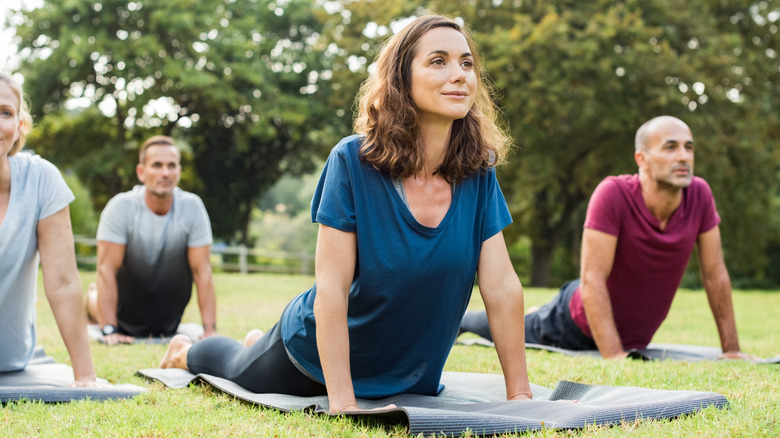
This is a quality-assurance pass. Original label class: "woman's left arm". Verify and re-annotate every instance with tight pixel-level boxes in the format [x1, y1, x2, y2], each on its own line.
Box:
[477, 231, 532, 400]
[38, 207, 99, 386]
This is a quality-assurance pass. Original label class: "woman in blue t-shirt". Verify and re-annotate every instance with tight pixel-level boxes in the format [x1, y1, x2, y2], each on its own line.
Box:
[0, 72, 100, 385]
[160, 15, 533, 412]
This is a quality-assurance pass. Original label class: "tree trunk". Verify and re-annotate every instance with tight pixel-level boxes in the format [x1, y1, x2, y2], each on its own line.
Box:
[530, 238, 554, 287]
[239, 201, 252, 246]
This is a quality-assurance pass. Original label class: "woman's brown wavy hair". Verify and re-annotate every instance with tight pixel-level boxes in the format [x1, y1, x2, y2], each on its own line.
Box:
[0, 72, 33, 156]
[354, 15, 511, 184]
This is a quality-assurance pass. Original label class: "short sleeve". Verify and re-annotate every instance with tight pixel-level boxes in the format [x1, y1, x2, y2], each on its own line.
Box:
[96, 196, 129, 244]
[695, 179, 721, 235]
[310, 139, 357, 232]
[36, 158, 75, 221]
[185, 194, 213, 247]
[481, 168, 512, 242]
[583, 177, 623, 237]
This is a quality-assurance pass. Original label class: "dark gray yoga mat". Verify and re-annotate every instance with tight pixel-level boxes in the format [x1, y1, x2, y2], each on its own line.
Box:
[137, 368, 728, 436]
[0, 347, 147, 403]
[458, 339, 780, 363]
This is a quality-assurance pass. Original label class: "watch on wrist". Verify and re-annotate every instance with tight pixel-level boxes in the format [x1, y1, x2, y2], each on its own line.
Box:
[101, 324, 118, 336]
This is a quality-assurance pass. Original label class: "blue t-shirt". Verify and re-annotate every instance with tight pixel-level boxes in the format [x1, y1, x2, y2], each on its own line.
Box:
[281, 135, 512, 399]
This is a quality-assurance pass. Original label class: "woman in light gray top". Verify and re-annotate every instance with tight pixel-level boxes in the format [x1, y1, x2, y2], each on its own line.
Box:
[0, 72, 99, 386]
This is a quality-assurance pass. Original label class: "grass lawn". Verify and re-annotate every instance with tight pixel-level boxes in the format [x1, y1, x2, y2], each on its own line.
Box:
[3, 271, 779, 437]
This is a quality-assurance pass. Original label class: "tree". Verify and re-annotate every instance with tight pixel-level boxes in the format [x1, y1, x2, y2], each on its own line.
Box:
[13, 0, 339, 243]
[16, 0, 778, 283]
[487, 0, 779, 286]
[323, 0, 780, 286]
[27, 107, 137, 208]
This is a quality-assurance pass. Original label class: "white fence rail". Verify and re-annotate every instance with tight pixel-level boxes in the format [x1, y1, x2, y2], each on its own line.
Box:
[73, 236, 314, 275]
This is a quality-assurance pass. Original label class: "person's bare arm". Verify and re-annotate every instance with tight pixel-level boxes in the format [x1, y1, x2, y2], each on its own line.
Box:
[580, 228, 626, 359]
[188, 245, 217, 338]
[312, 224, 395, 413]
[478, 231, 532, 400]
[697, 226, 753, 359]
[38, 207, 99, 386]
[312, 224, 359, 413]
[96, 240, 134, 345]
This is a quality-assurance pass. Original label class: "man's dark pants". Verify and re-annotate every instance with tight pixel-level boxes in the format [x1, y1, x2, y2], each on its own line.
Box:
[460, 279, 597, 350]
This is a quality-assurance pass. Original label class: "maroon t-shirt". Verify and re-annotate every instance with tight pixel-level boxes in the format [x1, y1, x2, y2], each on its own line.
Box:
[570, 174, 721, 349]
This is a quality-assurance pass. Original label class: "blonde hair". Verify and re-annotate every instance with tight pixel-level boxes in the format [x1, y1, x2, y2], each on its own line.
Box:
[0, 72, 33, 155]
[354, 15, 512, 184]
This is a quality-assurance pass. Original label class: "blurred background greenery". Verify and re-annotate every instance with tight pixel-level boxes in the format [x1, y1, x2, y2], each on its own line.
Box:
[3, 0, 779, 288]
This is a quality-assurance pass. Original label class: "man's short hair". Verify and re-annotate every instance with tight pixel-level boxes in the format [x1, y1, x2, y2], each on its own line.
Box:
[139, 135, 178, 164]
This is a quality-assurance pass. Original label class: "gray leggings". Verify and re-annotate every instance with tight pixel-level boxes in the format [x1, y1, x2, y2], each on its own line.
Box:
[186, 321, 327, 396]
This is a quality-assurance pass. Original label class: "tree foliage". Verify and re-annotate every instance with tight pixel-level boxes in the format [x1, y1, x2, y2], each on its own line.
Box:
[13, 0, 341, 243]
[10, 0, 780, 286]
[324, 0, 779, 286]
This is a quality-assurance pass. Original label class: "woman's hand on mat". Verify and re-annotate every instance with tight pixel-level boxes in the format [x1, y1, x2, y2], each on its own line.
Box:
[331, 402, 360, 413]
[331, 403, 397, 414]
[71, 379, 110, 388]
[507, 391, 533, 401]
[719, 351, 760, 361]
[103, 333, 135, 345]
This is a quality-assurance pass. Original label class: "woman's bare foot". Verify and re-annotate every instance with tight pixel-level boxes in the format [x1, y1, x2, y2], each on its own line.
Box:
[159, 334, 193, 370]
[243, 329, 264, 347]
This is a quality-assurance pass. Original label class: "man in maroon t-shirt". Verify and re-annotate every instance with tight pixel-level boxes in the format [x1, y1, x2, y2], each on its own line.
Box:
[461, 116, 754, 360]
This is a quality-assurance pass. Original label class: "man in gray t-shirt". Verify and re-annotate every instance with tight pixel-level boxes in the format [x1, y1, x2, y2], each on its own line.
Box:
[87, 135, 217, 344]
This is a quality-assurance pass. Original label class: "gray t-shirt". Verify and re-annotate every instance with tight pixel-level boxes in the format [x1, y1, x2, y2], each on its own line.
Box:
[0, 153, 74, 371]
[96, 185, 212, 336]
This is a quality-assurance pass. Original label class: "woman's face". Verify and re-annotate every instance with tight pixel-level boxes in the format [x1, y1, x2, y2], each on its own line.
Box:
[409, 27, 477, 127]
[0, 81, 22, 157]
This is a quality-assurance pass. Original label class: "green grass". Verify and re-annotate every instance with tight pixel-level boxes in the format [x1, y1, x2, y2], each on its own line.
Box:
[3, 271, 779, 437]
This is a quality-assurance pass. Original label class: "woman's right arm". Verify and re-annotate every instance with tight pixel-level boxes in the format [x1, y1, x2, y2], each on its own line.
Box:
[38, 207, 100, 386]
[312, 223, 359, 413]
